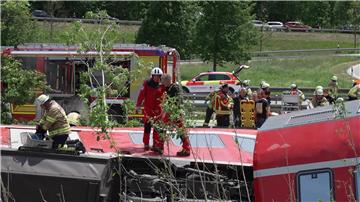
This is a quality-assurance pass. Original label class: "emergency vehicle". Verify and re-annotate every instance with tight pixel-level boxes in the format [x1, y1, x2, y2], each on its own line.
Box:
[1, 126, 256, 201]
[181, 65, 249, 94]
[253, 100, 360, 201]
[1, 44, 179, 122]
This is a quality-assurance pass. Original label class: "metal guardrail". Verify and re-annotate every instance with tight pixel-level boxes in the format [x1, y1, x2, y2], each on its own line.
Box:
[252, 48, 360, 56]
[32, 17, 142, 25]
[183, 87, 350, 112]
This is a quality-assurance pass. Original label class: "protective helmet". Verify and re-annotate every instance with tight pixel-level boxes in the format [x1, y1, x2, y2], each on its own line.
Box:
[290, 83, 297, 89]
[37, 94, 49, 105]
[331, 75, 338, 81]
[242, 80, 250, 86]
[315, 85, 323, 91]
[151, 67, 163, 76]
[314, 88, 323, 96]
[261, 82, 270, 88]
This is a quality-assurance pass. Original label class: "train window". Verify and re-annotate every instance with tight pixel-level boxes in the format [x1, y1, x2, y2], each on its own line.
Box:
[172, 133, 224, 148]
[297, 169, 333, 202]
[355, 166, 360, 201]
[234, 137, 255, 153]
[129, 132, 153, 146]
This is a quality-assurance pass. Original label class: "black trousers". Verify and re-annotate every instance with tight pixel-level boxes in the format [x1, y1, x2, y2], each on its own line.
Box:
[216, 115, 230, 127]
[52, 134, 69, 149]
[203, 106, 214, 126]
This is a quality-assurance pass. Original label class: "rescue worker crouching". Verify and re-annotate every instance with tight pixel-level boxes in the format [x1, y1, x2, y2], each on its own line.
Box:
[67, 111, 81, 127]
[289, 84, 305, 102]
[214, 84, 233, 127]
[136, 67, 165, 151]
[160, 74, 191, 156]
[36, 94, 71, 149]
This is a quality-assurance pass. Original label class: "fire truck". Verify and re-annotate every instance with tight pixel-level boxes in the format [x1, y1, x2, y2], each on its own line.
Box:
[253, 100, 360, 201]
[1, 44, 179, 122]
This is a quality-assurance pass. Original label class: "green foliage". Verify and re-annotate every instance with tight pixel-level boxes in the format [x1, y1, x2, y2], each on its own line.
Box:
[194, 2, 258, 71]
[63, 11, 151, 136]
[1, 1, 37, 46]
[136, 1, 198, 59]
[1, 56, 48, 124]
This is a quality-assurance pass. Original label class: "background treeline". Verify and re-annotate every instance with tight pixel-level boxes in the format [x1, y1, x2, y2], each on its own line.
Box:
[30, 1, 357, 28]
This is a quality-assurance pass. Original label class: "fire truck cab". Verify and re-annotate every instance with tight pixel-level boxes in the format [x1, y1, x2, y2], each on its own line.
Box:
[253, 100, 360, 201]
[2, 44, 179, 122]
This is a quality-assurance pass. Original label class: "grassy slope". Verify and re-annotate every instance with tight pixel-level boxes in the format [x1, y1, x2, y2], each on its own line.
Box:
[180, 56, 358, 88]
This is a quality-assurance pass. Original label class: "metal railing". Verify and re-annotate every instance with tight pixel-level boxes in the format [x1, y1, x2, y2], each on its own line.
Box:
[32, 16, 142, 25]
[183, 87, 350, 113]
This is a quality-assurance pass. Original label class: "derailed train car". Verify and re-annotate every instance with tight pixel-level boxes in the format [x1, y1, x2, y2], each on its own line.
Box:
[1, 126, 256, 201]
[253, 100, 360, 201]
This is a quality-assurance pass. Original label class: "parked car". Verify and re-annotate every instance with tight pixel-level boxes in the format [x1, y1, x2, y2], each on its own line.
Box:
[264, 21, 284, 31]
[251, 20, 264, 29]
[32, 10, 50, 18]
[284, 21, 312, 32]
[181, 71, 241, 94]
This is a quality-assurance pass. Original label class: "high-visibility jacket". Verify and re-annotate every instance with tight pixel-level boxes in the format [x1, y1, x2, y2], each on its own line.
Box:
[290, 89, 305, 101]
[205, 90, 218, 108]
[214, 91, 232, 115]
[348, 84, 360, 99]
[39, 100, 70, 137]
[327, 82, 339, 98]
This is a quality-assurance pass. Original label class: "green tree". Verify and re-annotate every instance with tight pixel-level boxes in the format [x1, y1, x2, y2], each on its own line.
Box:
[1, 1, 37, 46]
[194, 2, 257, 71]
[1, 57, 48, 123]
[64, 11, 151, 136]
[136, 1, 197, 59]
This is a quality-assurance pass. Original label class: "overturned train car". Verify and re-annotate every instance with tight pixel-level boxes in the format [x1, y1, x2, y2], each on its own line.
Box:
[1, 127, 256, 201]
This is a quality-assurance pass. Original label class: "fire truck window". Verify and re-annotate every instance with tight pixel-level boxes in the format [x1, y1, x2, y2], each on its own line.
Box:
[355, 166, 360, 201]
[45, 59, 74, 94]
[297, 170, 333, 202]
[129, 132, 153, 146]
[209, 74, 230, 81]
[234, 137, 255, 153]
[172, 133, 224, 148]
[17, 57, 37, 70]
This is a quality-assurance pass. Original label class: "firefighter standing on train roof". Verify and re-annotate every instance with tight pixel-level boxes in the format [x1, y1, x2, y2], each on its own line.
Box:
[326, 75, 339, 104]
[136, 67, 165, 151]
[348, 79, 360, 100]
[36, 94, 71, 149]
[214, 84, 233, 127]
[160, 74, 191, 156]
[311, 87, 329, 108]
[290, 83, 305, 102]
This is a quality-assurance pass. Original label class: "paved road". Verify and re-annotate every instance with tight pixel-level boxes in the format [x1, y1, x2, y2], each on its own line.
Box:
[347, 63, 360, 79]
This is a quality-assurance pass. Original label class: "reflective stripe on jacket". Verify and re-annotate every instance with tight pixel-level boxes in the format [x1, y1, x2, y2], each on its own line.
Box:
[214, 91, 232, 115]
[40, 100, 70, 137]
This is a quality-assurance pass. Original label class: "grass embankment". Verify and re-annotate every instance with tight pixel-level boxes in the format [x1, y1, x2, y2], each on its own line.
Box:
[254, 31, 359, 51]
[180, 55, 359, 88]
[33, 21, 138, 44]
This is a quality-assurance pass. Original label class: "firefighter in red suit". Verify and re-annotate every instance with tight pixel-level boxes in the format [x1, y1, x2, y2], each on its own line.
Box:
[160, 74, 191, 156]
[136, 67, 165, 151]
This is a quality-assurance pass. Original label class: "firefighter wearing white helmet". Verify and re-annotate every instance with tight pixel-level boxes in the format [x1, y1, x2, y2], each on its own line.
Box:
[311, 88, 329, 108]
[326, 75, 339, 103]
[136, 67, 165, 152]
[36, 94, 70, 148]
[242, 80, 252, 96]
[289, 83, 305, 101]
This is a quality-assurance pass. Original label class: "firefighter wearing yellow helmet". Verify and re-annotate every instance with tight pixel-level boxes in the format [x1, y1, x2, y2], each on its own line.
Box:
[36, 94, 70, 149]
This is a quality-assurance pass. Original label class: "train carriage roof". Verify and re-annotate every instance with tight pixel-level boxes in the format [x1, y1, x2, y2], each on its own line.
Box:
[260, 100, 360, 131]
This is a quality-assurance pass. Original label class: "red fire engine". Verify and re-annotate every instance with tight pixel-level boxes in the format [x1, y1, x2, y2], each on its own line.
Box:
[253, 100, 360, 201]
[1, 44, 179, 122]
